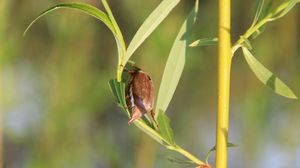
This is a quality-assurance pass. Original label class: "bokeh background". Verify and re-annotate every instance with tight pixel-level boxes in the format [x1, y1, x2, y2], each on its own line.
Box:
[1, 0, 300, 167]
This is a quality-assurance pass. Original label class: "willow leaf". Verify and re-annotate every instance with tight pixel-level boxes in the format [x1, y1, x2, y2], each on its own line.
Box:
[157, 110, 175, 145]
[24, 3, 115, 36]
[101, 0, 126, 63]
[242, 47, 297, 99]
[189, 37, 218, 47]
[134, 120, 165, 145]
[269, 0, 298, 21]
[109, 79, 129, 116]
[251, 0, 265, 27]
[155, 0, 199, 114]
[123, 0, 180, 66]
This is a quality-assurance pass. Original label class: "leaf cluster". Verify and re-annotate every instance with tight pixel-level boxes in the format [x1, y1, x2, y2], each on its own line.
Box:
[190, 0, 299, 99]
[24, 0, 299, 166]
[23, 0, 204, 165]
[235, 0, 299, 99]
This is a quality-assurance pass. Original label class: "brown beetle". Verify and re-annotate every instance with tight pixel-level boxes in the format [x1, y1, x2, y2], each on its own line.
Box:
[124, 66, 156, 125]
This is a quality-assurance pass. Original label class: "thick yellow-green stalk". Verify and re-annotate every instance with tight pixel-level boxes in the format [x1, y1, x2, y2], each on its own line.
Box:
[216, 0, 231, 167]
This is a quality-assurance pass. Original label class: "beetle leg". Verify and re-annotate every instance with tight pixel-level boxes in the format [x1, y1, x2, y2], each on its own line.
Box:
[128, 106, 143, 124]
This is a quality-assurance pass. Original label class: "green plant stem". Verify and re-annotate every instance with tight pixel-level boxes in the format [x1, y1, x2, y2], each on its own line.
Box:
[216, 0, 231, 167]
[116, 40, 126, 82]
[232, 0, 295, 54]
[231, 19, 267, 54]
[134, 120, 204, 165]
[117, 65, 123, 82]
[167, 145, 204, 165]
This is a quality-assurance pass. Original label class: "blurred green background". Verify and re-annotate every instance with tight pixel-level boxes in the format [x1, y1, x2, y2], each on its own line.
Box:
[1, 0, 300, 168]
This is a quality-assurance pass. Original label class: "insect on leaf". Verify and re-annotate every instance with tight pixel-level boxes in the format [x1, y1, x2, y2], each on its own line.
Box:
[155, 0, 199, 114]
[189, 37, 218, 47]
[109, 80, 169, 147]
[157, 110, 175, 145]
[123, 0, 180, 66]
[242, 47, 297, 99]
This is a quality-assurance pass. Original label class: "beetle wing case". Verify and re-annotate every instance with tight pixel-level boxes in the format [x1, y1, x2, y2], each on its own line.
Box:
[124, 65, 155, 124]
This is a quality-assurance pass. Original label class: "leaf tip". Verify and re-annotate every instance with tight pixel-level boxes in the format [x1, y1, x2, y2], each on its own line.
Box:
[287, 93, 298, 99]
[189, 41, 198, 47]
[22, 29, 28, 37]
[23, 23, 33, 37]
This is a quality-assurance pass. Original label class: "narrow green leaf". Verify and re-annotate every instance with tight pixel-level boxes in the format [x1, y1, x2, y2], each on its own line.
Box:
[109, 79, 121, 103]
[23, 2, 125, 81]
[108, 79, 126, 106]
[155, 0, 199, 114]
[157, 110, 175, 145]
[134, 120, 165, 145]
[269, 0, 298, 21]
[101, 0, 126, 63]
[108, 79, 130, 116]
[189, 37, 218, 47]
[123, 0, 180, 66]
[248, 0, 300, 41]
[23, 3, 115, 36]
[260, 0, 273, 19]
[205, 143, 238, 163]
[101, 0, 125, 45]
[251, 0, 265, 27]
[249, 0, 271, 39]
[242, 47, 297, 99]
[167, 157, 195, 165]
